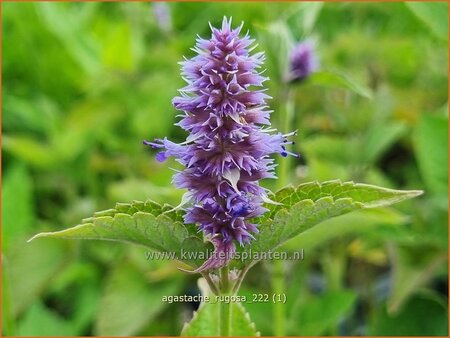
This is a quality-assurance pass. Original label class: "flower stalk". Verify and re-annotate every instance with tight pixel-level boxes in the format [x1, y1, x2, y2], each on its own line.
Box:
[219, 266, 232, 336]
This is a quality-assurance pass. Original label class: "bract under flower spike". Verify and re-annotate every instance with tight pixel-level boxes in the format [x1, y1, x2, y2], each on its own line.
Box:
[145, 17, 297, 271]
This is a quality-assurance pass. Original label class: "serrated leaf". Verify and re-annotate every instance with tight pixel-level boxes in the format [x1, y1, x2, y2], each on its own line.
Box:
[234, 180, 422, 267]
[265, 180, 422, 220]
[29, 200, 212, 268]
[181, 301, 259, 336]
[283, 208, 408, 252]
[31, 181, 422, 271]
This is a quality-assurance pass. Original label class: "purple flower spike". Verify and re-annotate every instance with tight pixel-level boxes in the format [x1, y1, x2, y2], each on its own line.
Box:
[145, 17, 297, 271]
[287, 41, 318, 82]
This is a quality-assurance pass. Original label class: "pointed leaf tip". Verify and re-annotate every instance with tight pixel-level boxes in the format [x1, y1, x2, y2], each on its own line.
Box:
[236, 180, 423, 268]
[27, 199, 211, 268]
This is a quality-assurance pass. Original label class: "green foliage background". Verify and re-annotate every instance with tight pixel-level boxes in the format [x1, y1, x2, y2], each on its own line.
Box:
[2, 1, 448, 336]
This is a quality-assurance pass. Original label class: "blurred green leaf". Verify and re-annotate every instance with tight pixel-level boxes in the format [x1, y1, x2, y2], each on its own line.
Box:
[283, 208, 407, 251]
[18, 301, 77, 336]
[2, 94, 58, 135]
[95, 262, 182, 335]
[290, 291, 357, 335]
[414, 113, 448, 196]
[308, 70, 373, 99]
[360, 122, 407, 164]
[387, 243, 447, 314]
[107, 179, 176, 203]
[299, 2, 324, 35]
[405, 2, 448, 41]
[302, 135, 350, 164]
[2, 164, 35, 251]
[100, 22, 134, 71]
[371, 293, 448, 335]
[181, 301, 258, 336]
[3, 240, 71, 317]
[258, 20, 294, 80]
[35, 2, 101, 74]
[3, 135, 58, 168]
[72, 284, 101, 333]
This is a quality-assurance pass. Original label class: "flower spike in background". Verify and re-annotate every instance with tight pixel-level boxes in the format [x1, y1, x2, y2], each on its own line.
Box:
[286, 40, 318, 83]
[144, 17, 297, 270]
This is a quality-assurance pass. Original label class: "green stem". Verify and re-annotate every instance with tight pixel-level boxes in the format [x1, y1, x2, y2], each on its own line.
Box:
[201, 272, 219, 295]
[231, 264, 251, 295]
[219, 266, 231, 337]
[272, 86, 295, 336]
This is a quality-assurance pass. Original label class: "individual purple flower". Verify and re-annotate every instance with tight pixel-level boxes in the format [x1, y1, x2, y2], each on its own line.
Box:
[144, 17, 297, 271]
[286, 41, 318, 82]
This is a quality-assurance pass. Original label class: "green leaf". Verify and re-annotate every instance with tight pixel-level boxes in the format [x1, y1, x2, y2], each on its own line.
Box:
[3, 240, 71, 318]
[30, 182, 421, 271]
[299, 2, 324, 35]
[2, 135, 58, 168]
[29, 200, 212, 268]
[237, 288, 273, 335]
[283, 208, 407, 252]
[181, 301, 259, 336]
[290, 291, 357, 335]
[34, 2, 101, 74]
[371, 293, 448, 336]
[387, 243, 447, 314]
[95, 261, 182, 335]
[236, 180, 422, 267]
[18, 301, 77, 336]
[257, 21, 294, 81]
[360, 122, 407, 164]
[414, 114, 448, 196]
[2, 163, 35, 252]
[405, 2, 448, 42]
[308, 70, 373, 99]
